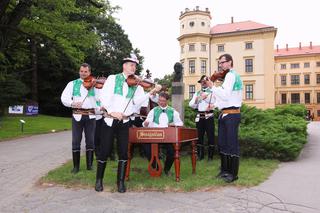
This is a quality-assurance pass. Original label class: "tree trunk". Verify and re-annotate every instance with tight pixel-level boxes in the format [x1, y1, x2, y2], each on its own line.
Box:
[30, 38, 38, 102]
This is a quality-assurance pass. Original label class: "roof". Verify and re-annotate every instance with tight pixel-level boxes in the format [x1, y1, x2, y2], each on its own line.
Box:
[210, 21, 274, 35]
[275, 45, 320, 57]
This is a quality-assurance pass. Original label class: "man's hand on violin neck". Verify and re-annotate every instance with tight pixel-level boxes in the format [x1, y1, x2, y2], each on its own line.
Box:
[71, 102, 82, 108]
[149, 84, 162, 95]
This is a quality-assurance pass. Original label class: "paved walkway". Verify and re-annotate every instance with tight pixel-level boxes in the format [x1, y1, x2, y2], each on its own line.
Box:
[0, 122, 319, 213]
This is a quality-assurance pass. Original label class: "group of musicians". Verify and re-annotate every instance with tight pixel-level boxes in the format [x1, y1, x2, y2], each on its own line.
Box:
[61, 53, 242, 193]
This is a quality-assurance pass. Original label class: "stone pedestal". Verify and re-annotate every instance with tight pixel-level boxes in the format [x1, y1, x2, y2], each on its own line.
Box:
[172, 82, 184, 122]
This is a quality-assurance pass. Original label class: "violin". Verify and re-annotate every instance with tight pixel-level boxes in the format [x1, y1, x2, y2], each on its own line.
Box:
[126, 74, 154, 89]
[83, 75, 107, 90]
[210, 69, 229, 82]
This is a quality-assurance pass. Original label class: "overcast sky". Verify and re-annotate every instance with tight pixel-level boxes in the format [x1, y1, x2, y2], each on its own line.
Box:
[110, 0, 320, 79]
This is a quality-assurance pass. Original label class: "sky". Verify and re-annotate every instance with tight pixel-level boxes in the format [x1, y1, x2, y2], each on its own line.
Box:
[110, 0, 320, 79]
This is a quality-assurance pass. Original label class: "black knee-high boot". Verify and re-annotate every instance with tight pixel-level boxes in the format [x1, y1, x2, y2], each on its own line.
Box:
[197, 144, 204, 160]
[117, 161, 127, 193]
[86, 150, 94, 170]
[95, 161, 106, 192]
[216, 153, 228, 178]
[71, 151, 80, 174]
[208, 145, 215, 161]
[224, 156, 239, 183]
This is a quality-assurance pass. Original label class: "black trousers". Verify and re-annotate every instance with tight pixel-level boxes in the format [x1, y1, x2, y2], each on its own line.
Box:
[196, 116, 215, 147]
[94, 118, 104, 157]
[99, 120, 129, 162]
[218, 113, 241, 156]
[72, 115, 95, 151]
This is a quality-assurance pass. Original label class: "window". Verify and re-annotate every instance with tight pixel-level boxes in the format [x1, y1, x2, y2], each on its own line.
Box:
[201, 60, 206, 74]
[245, 84, 253, 100]
[304, 74, 310, 84]
[217, 45, 224, 52]
[317, 93, 320, 103]
[304, 62, 310, 68]
[201, 44, 206, 52]
[317, 74, 320, 84]
[189, 60, 195, 74]
[291, 93, 300, 104]
[291, 75, 300, 85]
[201, 22, 205, 26]
[245, 59, 253, 72]
[290, 63, 300, 69]
[181, 24, 184, 29]
[317, 62, 320, 67]
[281, 64, 287, 70]
[245, 42, 253, 49]
[181, 45, 184, 54]
[189, 44, 195, 52]
[281, 75, 287, 85]
[305, 93, 310, 104]
[189, 85, 195, 99]
[189, 21, 195, 27]
[281, 94, 287, 104]
[318, 110, 320, 117]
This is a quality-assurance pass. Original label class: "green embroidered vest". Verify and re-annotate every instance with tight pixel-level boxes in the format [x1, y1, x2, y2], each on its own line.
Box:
[230, 70, 243, 91]
[196, 87, 212, 96]
[114, 73, 137, 98]
[153, 106, 174, 124]
[72, 79, 95, 97]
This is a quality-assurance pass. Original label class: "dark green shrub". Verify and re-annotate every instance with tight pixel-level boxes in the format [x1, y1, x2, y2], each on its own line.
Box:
[183, 101, 308, 161]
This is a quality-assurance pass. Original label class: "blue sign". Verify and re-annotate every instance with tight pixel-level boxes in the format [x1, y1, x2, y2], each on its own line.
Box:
[26, 105, 39, 115]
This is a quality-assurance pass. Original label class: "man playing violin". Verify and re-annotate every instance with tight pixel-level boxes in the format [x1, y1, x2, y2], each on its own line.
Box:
[189, 75, 216, 161]
[61, 63, 97, 174]
[207, 54, 243, 183]
[95, 53, 161, 193]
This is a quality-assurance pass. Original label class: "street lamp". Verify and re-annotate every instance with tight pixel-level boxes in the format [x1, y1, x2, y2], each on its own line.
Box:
[20, 119, 26, 132]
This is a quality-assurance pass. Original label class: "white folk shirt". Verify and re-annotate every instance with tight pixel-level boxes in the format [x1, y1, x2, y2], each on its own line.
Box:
[61, 79, 97, 121]
[100, 73, 150, 127]
[143, 106, 183, 128]
[211, 71, 242, 110]
[94, 88, 103, 120]
[189, 88, 216, 112]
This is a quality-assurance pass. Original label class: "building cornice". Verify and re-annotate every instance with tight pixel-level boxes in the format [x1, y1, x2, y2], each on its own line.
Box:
[211, 27, 277, 38]
[177, 33, 211, 41]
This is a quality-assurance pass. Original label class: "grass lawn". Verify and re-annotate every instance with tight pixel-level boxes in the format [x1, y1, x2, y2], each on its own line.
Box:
[41, 155, 279, 192]
[0, 115, 71, 141]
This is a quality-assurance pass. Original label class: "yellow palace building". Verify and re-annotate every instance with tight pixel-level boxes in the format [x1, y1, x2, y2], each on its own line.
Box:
[178, 7, 320, 120]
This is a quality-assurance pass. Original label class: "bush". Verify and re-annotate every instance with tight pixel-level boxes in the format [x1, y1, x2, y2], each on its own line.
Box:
[184, 102, 308, 161]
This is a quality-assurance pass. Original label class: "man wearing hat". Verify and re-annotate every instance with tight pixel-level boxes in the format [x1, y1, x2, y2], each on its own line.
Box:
[95, 53, 161, 193]
[189, 75, 216, 161]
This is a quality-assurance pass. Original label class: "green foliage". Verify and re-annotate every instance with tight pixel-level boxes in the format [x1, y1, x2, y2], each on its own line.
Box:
[1, 0, 144, 116]
[239, 104, 307, 161]
[42, 155, 279, 191]
[0, 75, 29, 115]
[183, 103, 308, 161]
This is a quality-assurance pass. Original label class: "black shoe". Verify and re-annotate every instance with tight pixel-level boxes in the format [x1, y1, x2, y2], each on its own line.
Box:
[71, 151, 80, 174]
[95, 161, 106, 192]
[117, 161, 127, 193]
